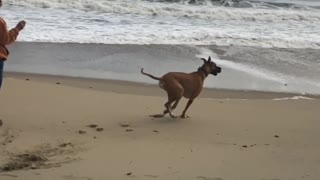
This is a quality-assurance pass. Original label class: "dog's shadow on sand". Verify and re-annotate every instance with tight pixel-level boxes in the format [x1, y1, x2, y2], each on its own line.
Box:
[146, 114, 189, 124]
[149, 114, 166, 118]
[121, 113, 191, 131]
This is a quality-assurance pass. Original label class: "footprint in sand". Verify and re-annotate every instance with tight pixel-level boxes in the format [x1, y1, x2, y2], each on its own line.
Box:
[96, 128, 104, 132]
[119, 122, 130, 128]
[78, 130, 86, 134]
[86, 124, 98, 128]
[86, 124, 104, 132]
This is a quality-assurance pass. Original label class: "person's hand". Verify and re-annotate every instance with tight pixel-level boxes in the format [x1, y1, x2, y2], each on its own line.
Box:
[15, 20, 26, 31]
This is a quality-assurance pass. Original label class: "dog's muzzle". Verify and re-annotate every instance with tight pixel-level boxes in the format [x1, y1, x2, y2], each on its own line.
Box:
[217, 66, 222, 73]
[212, 66, 222, 76]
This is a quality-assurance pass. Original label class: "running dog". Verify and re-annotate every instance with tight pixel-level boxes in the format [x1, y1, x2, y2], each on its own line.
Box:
[141, 56, 222, 118]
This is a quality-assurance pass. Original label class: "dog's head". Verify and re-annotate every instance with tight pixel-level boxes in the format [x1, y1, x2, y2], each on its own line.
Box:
[200, 56, 222, 76]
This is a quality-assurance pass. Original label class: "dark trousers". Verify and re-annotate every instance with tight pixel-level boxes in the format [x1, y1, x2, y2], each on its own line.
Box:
[0, 60, 3, 90]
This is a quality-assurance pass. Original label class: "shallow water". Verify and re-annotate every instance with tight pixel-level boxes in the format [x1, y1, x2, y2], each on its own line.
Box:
[5, 43, 320, 95]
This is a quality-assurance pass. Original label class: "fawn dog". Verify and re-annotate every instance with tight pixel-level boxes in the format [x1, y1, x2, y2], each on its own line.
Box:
[141, 56, 222, 118]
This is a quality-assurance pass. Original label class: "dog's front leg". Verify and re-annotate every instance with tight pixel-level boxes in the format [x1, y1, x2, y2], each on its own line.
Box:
[180, 99, 194, 118]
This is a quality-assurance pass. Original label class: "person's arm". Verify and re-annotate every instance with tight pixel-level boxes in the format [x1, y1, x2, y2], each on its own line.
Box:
[0, 19, 25, 45]
[5, 27, 20, 45]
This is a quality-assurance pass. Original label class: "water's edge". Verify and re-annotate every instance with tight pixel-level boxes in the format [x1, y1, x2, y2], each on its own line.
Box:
[5, 71, 319, 100]
[5, 42, 320, 95]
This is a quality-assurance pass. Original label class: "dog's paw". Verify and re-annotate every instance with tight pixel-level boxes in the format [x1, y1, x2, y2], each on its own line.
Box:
[170, 114, 178, 118]
[180, 115, 190, 119]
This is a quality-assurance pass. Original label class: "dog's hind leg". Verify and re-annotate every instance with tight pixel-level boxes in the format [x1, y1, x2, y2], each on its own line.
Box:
[164, 84, 184, 118]
[152, 99, 181, 118]
[150, 96, 179, 118]
[150, 81, 183, 118]
[163, 97, 181, 115]
[164, 96, 178, 118]
[180, 99, 194, 118]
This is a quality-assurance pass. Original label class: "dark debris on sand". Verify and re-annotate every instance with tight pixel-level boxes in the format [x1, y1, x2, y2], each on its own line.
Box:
[0, 142, 77, 173]
[0, 154, 47, 172]
[59, 142, 73, 148]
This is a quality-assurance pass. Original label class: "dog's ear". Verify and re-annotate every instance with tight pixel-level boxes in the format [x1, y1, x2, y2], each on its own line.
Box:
[208, 56, 211, 62]
[201, 58, 207, 63]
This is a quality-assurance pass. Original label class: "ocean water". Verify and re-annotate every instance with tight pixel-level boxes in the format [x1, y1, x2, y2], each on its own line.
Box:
[1, 0, 320, 94]
[2, 0, 320, 48]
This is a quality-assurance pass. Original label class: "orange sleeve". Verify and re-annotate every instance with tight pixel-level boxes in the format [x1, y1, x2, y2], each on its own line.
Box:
[0, 18, 20, 45]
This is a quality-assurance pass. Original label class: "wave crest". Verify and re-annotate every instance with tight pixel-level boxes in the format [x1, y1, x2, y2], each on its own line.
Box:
[7, 0, 320, 22]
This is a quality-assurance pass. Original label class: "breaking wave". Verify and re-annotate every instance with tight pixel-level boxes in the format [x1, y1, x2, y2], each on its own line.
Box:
[7, 0, 320, 22]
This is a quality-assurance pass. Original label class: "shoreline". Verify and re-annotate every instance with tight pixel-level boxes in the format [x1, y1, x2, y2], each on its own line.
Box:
[4, 71, 319, 99]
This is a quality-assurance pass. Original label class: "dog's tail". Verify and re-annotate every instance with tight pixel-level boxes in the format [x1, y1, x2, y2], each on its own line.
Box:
[140, 68, 162, 81]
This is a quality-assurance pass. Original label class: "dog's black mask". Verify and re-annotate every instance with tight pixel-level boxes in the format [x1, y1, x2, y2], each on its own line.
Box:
[211, 66, 222, 76]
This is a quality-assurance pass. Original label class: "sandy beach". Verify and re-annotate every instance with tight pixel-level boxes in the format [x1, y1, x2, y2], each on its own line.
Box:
[0, 73, 319, 180]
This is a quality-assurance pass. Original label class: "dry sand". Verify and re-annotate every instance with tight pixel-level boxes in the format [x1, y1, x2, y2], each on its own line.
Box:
[0, 73, 319, 180]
